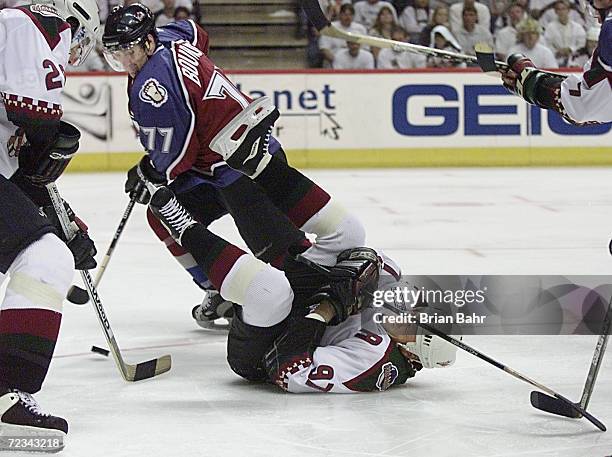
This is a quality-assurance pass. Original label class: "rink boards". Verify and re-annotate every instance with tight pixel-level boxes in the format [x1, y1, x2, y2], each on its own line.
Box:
[63, 69, 612, 171]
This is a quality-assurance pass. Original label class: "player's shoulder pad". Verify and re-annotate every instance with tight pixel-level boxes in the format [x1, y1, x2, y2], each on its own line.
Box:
[130, 48, 183, 111]
[158, 19, 209, 55]
[599, 13, 612, 69]
[11, 5, 70, 50]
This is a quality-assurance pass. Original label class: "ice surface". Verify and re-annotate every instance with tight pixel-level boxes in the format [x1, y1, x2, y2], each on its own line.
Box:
[37, 169, 612, 456]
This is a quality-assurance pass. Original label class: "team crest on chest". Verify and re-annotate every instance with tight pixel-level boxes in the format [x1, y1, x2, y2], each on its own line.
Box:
[376, 362, 399, 391]
[139, 78, 168, 108]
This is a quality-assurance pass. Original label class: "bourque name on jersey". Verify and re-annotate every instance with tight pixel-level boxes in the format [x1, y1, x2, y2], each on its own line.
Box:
[175, 40, 203, 88]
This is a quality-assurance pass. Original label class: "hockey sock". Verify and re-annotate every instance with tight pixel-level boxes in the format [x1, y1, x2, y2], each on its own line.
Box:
[181, 225, 246, 291]
[253, 155, 331, 228]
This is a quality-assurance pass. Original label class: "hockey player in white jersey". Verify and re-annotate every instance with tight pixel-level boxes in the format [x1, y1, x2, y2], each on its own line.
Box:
[500, 0, 611, 124]
[0, 0, 99, 449]
[147, 185, 457, 393]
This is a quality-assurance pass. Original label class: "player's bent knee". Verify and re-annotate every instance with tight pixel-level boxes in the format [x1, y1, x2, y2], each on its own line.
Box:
[6, 234, 74, 311]
[221, 256, 293, 327]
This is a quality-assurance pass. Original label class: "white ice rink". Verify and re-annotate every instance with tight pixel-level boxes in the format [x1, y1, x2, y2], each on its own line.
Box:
[39, 168, 612, 457]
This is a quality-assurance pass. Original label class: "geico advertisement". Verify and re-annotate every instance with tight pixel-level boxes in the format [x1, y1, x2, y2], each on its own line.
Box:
[64, 71, 611, 154]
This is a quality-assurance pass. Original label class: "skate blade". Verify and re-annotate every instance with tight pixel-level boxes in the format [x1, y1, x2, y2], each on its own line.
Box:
[0, 423, 65, 453]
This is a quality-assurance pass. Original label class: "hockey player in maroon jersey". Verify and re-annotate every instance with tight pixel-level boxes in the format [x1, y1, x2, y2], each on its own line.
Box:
[501, 0, 611, 124]
[145, 184, 457, 392]
[101, 4, 367, 329]
[0, 0, 99, 447]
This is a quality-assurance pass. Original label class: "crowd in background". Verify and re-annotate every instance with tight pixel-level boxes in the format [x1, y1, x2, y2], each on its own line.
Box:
[310, 0, 601, 69]
[0, 0, 601, 71]
[0, 0, 198, 71]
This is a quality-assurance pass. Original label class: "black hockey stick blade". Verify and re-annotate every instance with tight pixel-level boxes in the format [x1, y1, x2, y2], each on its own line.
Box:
[300, 0, 331, 31]
[531, 391, 606, 431]
[125, 354, 172, 381]
[474, 43, 500, 73]
[67, 285, 89, 305]
[530, 391, 581, 418]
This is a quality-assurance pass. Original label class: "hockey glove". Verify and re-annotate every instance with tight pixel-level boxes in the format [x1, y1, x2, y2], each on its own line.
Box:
[306, 247, 381, 325]
[125, 163, 151, 205]
[264, 315, 327, 391]
[43, 201, 97, 270]
[18, 121, 80, 186]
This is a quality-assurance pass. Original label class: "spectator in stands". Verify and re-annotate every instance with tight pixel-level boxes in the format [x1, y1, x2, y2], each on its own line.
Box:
[174, 5, 190, 20]
[141, 0, 192, 16]
[539, 0, 595, 28]
[369, 5, 398, 59]
[453, 5, 494, 56]
[567, 25, 599, 67]
[427, 25, 465, 67]
[353, 0, 398, 29]
[419, 5, 450, 46]
[319, 0, 351, 21]
[449, 0, 490, 33]
[377, 26, 427, 67]
[333, 40, 375, 68]
[543, 0, 586, 66]
[154, 0, 177, 27]
[507, 18, 558, 68]
[494, 2, 527, 60]
[398, 0, 431, 43]
[319, 4, 367, 67]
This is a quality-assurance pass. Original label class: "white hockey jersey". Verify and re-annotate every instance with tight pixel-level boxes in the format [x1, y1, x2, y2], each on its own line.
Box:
[558, 11, 612, 124]
[282, 255, 416, 394]
[0, 4, 70, 178]
[283, 308, 415, 393]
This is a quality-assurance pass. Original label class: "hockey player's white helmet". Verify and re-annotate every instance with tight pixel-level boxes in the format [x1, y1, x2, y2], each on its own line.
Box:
[36, 0, 101, 65]
[398, 328, 460, 369]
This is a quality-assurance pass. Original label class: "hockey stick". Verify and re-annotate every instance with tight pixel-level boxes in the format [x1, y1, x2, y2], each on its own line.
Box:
[530, 296, 611, 419]
[47, 183, 171, 381]
[417, 321, 606, 431]
[300, 0, 509, 70]
[67, 196, 137, 305]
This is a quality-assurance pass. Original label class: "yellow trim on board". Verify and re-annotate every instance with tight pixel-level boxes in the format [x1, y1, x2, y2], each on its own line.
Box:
[66, 147, 612, 172]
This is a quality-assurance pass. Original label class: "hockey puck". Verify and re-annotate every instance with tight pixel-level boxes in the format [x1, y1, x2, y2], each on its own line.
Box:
[91, 346, 110, 357]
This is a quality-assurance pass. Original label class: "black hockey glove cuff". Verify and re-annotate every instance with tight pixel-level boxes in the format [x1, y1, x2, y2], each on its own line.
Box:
[264, 316, 326, 391]
[18, 121, 80, 187]
[42, 201, 97, 270]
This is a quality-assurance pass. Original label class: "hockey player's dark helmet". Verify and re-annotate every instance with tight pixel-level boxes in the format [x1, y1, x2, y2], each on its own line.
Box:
[102, 3, 156, 52]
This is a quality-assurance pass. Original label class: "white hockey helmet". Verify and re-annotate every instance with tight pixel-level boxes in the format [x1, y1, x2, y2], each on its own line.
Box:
[37, 0, 101, 66]
[399, 327, 460, 369]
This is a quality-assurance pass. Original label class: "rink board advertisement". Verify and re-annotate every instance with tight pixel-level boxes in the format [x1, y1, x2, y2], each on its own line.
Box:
[63, 70, 612, 171]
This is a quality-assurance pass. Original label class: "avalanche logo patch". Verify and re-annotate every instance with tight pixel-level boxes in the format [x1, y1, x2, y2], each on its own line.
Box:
[376, 362, 399, 391]
[139, 78, 168, 108]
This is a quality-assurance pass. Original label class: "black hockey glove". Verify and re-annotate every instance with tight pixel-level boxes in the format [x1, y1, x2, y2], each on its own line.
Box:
[125, 164, 151, 205]
[43, 201, 97, 271]
[17, 121, 80, 186]
[502, 54, 565, 109]
[124, 156, 167, 205]
[264, 315, 327, 391]
[323, 247, 381, 325]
